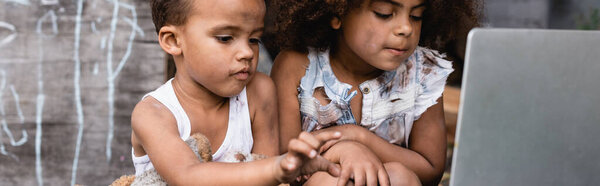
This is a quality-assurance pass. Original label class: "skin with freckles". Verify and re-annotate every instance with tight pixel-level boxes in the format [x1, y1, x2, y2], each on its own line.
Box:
[131, 0, 343, 185]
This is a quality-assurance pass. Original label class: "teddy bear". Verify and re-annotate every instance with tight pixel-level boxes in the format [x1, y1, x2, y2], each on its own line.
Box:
[110, 133, 268, 186]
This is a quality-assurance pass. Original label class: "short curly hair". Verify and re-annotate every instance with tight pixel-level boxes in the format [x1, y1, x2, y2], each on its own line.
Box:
[150, 0, 192, 34]
[264, 0, 480, 54]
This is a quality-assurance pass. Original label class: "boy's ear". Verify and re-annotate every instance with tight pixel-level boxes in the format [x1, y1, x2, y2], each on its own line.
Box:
[330, 16, 341, 30]
[158, 25, 182, 56]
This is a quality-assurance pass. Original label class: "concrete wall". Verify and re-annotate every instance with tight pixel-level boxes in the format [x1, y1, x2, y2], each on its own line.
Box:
[483, 0, 551, 28]
[483, 0, 600, 29]
[548, 0, 600, 29]
[0, 0, 163, 185]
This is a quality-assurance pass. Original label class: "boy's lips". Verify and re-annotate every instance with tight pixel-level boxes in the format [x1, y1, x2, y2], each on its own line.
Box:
[233, 71, 249, 80]
[232, 67, 250, 81]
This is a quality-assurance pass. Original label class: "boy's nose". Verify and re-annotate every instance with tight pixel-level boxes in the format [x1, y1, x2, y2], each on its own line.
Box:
[236, 42, 254, 62]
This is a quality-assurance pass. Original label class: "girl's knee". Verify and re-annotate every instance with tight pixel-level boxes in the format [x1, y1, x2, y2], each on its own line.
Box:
[384, 162, 421, 186]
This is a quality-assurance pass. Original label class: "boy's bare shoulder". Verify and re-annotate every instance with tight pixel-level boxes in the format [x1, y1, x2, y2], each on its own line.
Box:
[131, 96, 177, 134]
[271, 49, 310, 82]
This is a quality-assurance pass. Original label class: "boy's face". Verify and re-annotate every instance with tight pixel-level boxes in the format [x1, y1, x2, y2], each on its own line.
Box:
[339, 0, 425, 71]
[176, 0, 265, 97]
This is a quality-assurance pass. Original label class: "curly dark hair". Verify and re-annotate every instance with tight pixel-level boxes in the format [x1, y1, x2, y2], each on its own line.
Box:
[264, 0, 480, 54]
[150, 0, 192, 34]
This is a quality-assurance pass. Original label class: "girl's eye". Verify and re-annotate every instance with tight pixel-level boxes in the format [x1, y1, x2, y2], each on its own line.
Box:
[215, 36, 233, 43]
[249, 38, 262, 45]
[373, 11, 392, 19]
[410, 15, 423, 21]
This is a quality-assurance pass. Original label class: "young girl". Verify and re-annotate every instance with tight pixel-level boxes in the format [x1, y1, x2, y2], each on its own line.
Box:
[268, 0, 479, 185]
[130, 0, 342, 185]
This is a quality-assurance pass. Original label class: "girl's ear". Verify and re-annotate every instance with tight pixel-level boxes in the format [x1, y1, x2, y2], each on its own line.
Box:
[330, 16, 341, 30]
[158, 25, 182, 56]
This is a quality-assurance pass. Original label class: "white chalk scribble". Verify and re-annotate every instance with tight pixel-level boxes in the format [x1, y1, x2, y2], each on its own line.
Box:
[0, 70, 28, 161]
[0, 22, 18, 48]
[34, 9, 57, 186]
[0, 0, 31, 6]
[70, 0, 85, 185]
[104, 0, 142, 162]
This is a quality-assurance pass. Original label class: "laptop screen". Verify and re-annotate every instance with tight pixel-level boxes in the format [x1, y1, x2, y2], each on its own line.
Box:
[450, 28, 600, 186]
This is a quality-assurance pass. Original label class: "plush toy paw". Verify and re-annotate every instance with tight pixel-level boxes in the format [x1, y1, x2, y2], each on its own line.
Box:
[187, 133, 213, 162]
[109, 175, 135, 186]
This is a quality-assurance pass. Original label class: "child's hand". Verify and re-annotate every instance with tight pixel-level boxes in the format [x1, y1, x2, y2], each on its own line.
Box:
[275, 131, 342, 183]
[326, 141, 390, 186]
[314, 124, 372, 153]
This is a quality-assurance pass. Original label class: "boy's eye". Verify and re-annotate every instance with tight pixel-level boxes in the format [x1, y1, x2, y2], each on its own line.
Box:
[215, 36, 233, 43]
[249, 38, 262, 45]
[374, 11, 393, 19]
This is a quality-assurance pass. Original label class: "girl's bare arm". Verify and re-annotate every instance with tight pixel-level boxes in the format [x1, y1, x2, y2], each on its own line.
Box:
[271, 50, 310, 153]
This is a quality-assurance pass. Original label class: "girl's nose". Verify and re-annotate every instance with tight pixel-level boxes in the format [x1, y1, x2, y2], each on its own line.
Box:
[394, 15, 413, 37]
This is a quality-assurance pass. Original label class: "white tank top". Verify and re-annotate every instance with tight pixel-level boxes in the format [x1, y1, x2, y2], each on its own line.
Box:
[132, 79, 254, 176]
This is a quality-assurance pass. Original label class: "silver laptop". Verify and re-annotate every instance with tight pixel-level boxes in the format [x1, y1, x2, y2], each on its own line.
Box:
[450, 28, 600, 186]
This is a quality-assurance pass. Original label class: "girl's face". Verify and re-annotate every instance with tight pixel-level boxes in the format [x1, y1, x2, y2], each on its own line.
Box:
[338, 0, 425, 71]
[177, 0, 265, 97]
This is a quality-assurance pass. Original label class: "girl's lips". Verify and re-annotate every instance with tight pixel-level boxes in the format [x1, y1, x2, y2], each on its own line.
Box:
[385, 48, 408, 56]
[233, 72, 249, 80]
